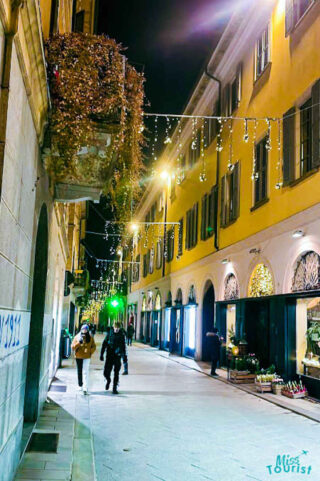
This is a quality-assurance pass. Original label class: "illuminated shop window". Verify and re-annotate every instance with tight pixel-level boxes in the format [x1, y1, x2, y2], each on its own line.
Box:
[224, 273, 240, 301]
[292, 251, 320, 292]
[155, 292, 161, 311]
[248, 263, 274, 297]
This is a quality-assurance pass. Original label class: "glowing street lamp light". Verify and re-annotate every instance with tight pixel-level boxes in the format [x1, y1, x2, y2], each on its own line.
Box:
[130, 222, 139, 233]
[111, 299, 119, 308]
[160, 170, 170, 181]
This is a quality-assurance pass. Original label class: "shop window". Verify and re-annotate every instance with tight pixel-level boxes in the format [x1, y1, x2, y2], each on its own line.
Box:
[226, 306, 236, 345]
[156, 239, 162, 270]
[292, 251, 320, 292]
[221, 162, 240, 227]
[155, 292, 161, 311]
[147, 291, 153, 311]
[296, 297, 320, 378]
[254, 138, 268, 206]
[201, 186, 216, 240]
[142, 296, 146, 312]
[186, 203, 198, 249]
[224, 273, 240, 301]
[166, 228, 174, 262]
[248, 263, 274, 297]
[285, 0, 314, 36]
[178, 218, 183, 256]
[255, 25, 270, 80]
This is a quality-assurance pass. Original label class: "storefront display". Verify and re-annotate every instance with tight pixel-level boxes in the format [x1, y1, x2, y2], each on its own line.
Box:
[183, 305, 196, 358]
[296, 297, 320, 379]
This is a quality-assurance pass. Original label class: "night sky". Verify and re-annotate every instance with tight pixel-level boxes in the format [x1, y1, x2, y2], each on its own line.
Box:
[85, 0, 231, 277]
[97, 0, 230, 114]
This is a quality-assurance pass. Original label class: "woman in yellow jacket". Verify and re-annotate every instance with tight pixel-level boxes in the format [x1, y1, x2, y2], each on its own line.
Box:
[71, 324, 96, 394]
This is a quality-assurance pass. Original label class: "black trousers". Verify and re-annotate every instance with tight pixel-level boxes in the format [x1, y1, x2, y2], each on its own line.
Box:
[127, 336, 133, 346]
[211, 359, 218, 375]
[76, 358, 83, 386]
[104, 354, 121, 388]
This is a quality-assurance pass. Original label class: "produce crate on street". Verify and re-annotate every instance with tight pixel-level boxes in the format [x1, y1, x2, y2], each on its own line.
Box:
[229, 370, 256, 384]
[255, 381, 272, 393]
[281, 390, 308, 399]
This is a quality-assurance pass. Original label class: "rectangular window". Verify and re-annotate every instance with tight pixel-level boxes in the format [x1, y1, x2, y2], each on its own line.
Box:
[133, 255, 140, 283]
[188, 141, 197, 168]
[74, 10, 85, 33]
[255, 25, 270, 79]
[223, 66, 241, 116]
[145, 211, 150, 232]
[186, 203, 198, 249]
[221, 163, 240, 227]
[204, 103, 218, 147]
[178, 218, 183, 256]
[143, 254, 148, 278]
[156, 239, 162, 269]
[254, 139, 268, 205]
[201, 187, 216, 240]
[166, 228, 174, 262]
[149, 248, 154, 274]
[300, 98, 312, 176]
[285, 0, 313, 35]
[180, 154, 186, 181]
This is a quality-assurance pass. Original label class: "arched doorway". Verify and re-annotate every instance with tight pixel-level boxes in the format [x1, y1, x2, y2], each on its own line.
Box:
[202, 280, 215, 361]
[24, 204, 49, 422]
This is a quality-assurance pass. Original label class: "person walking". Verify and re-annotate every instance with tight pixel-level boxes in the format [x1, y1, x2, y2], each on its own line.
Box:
[100, 322, 126, 394]
[127, 320, 135, 346]
[71, 324, 96, 394]
[206, 327, 221, 376]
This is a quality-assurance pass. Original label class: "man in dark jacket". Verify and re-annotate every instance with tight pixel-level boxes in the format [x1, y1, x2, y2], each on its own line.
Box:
[127, 320, 135, 346]
[206, 327, 221, 376]
[100, 322, 126, 394]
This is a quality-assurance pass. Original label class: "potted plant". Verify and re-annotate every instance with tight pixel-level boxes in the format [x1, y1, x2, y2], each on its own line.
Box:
[255, 373, 275, 393]
[271, 377, 284, 395]
[281, 381, 307, 399]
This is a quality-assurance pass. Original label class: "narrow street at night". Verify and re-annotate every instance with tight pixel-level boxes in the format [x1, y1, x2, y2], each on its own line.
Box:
[44, 336, 320, 481]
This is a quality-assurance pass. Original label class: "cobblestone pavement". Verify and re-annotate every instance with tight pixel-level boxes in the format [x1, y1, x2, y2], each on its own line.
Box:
[45, 335, 320, 481]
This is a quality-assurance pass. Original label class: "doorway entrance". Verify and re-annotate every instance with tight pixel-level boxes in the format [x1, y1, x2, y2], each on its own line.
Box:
[202, 281, 215, 361]
[244, 299, 270, 368]
[24, 204, 49, 423]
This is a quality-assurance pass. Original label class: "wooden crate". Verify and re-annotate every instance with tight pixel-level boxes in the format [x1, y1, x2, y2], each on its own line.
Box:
[229, 370, 256, 384]
[281, 390, 307, 399]
[272, 384, 283, 395]
[255, 381, 272, 393]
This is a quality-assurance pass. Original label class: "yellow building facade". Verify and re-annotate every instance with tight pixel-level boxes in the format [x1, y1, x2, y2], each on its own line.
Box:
[127, 0, 320, 397]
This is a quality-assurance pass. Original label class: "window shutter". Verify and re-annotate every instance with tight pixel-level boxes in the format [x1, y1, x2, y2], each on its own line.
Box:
[231, 162, 240, 221]
[221, 175, 226, 227]
[312, 79, 320, 169]
[285, 0, 294, 36]
[194, 203, 198, 246]
[185, 211, 189, 249]
[283, 107, 296, 184]
[209, 186, 216, 237]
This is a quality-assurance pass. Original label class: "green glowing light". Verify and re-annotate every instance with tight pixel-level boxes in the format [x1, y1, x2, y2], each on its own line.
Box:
[111, 299, 119, 308]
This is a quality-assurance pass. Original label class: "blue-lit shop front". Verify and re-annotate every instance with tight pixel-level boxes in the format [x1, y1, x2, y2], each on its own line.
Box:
[170, 289, 183, 355]
[151, 292, 162, 347]
[161, 291, 172, 351]
[183, 286, 197, 358]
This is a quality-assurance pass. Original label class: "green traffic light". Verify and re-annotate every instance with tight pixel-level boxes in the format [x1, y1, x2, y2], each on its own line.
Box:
[111, 299, 119, 308]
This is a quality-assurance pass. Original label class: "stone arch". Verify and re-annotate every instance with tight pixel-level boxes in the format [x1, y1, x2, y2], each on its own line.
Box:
[24, 203, 49, 422]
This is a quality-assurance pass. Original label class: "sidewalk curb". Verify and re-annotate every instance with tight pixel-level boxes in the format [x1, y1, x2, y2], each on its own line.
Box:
[135, 343, 320, 424]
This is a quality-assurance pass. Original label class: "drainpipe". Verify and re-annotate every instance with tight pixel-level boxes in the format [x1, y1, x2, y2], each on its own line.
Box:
[205, 66, 221, 252]
[0, 1, 24, 194]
